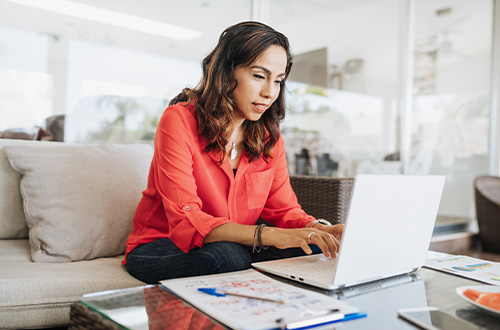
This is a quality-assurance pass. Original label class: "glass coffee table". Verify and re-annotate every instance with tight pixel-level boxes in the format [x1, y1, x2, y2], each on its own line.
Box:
[69, 285, 224, 329]
[69, 268, 500, 329]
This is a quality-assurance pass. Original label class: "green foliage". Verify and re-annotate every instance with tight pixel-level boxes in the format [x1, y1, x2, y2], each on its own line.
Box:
[86, 95, 163, 143]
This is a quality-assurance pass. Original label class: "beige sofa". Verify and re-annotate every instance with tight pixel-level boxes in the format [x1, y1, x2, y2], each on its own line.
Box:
[0, 139, 150, 329]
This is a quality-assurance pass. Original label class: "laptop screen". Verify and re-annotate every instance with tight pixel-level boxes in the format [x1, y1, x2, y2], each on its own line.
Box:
[332, 174, 445, 287]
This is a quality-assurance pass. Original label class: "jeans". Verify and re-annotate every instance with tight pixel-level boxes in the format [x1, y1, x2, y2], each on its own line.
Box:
[126, 238, 320, 284]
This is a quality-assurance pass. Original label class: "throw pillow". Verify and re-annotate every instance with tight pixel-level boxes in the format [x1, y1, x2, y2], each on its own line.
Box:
[5, 143, 153, 262]
[0, 139, 38, 239]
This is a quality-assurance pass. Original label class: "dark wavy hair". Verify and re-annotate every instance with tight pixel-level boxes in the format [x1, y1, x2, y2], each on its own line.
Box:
[169, 21, 293, 162]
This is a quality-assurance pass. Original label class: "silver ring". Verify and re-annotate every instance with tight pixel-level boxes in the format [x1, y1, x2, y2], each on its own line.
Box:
[308, 232, 315, 243]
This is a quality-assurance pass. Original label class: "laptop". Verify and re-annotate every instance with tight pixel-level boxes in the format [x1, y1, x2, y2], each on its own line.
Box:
[252, 174, 445, 290]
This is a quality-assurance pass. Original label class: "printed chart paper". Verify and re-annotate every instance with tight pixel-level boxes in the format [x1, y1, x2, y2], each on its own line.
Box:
[160, 269, 358, 330]
[425, 255, 500, 286]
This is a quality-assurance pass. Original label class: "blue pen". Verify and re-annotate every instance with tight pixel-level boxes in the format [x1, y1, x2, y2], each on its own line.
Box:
[198, 287, 286, 304]
[342, 311, 367, 322]
[280, 311, 367, 330]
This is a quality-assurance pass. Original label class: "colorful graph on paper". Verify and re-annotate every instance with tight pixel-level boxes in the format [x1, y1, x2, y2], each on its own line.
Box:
[161, 269, 359, 330]
[425, 255, 500, 285]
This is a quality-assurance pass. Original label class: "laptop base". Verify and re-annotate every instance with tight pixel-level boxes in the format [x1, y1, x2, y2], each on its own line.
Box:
[334, 273, 420, 299]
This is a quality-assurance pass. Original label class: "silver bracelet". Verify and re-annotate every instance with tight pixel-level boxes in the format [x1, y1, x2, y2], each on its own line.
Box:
[252, 224, 269, 253]
[311, 219, 332, 227]
[252, 225, 259, 253]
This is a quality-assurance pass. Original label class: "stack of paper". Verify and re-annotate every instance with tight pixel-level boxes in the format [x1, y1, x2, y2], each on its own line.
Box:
[161, 269, 363, 330]
[425, 255, 500, 286]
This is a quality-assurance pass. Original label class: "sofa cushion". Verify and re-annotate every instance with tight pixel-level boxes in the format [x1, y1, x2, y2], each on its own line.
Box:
[5, 142, 153, 262]
[0, 239, 145, 328]
[0, 139, 40, 239]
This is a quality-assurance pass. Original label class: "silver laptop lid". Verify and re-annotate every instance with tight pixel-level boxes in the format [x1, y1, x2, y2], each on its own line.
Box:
[332, 174, 445, 288]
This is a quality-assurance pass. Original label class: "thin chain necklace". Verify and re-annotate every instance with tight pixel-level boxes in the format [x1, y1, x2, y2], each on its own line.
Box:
[230, 130, 243, 161]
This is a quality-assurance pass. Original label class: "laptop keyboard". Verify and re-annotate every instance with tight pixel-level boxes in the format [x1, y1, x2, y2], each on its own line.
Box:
[285, 257, 337, 282]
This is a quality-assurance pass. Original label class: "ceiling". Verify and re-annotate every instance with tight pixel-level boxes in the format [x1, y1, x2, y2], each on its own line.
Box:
[0, 0, 379, 62]
[0, 0, 492, 64]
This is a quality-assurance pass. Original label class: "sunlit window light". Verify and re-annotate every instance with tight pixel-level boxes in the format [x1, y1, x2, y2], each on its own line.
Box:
[2, 0, 202, 41]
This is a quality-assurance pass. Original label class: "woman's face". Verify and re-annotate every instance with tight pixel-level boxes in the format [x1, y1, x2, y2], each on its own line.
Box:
[232, 45, 287, 123]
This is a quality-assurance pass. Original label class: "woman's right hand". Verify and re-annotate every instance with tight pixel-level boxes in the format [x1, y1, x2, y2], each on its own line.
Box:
[261, 226, 341, 258]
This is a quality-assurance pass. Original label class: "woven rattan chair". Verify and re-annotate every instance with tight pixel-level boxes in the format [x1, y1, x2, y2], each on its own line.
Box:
[289, 175, 354, 224]
[475, 175, 500, 253]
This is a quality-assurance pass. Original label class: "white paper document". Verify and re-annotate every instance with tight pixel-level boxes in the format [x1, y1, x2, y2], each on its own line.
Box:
[425, 255, 500, 286]
[160, 269, 359, 330]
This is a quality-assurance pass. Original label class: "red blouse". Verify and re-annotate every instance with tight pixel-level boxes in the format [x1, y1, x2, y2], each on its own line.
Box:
[123, 102, 313, 263]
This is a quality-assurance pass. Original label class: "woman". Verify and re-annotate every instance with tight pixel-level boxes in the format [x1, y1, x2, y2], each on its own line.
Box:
[124, 21, 344, 284]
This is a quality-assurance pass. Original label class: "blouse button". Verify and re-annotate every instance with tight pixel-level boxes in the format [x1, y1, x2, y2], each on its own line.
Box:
[184, 206, 191, 211]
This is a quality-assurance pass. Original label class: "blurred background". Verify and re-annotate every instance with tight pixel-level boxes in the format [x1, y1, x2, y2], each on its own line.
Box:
[0, 0, 497, 234]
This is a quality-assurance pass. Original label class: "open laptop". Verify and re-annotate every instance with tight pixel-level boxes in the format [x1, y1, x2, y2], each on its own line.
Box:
[252, 174, 445, 290]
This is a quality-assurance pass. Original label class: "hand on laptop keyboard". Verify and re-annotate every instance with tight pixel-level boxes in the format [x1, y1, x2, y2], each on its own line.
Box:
[261, 224, 343, 259]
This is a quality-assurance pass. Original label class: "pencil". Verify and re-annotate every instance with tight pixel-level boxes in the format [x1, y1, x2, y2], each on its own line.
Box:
[222, 291, 286, 304]
[198, 287, 286, 304]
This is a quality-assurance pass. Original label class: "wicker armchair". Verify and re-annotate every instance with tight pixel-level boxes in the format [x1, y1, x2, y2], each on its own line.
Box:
[289, 175, 354, 225]
[474, 175, 500, 252]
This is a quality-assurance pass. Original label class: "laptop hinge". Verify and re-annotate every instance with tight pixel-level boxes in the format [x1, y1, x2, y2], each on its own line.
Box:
[334, 273, 419, 299]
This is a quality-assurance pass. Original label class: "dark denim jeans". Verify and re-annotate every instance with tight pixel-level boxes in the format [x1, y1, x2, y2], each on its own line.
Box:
[126, 238, 320, 284]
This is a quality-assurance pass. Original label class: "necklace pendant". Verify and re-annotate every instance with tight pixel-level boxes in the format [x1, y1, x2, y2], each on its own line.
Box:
[230, 142, 237, 160]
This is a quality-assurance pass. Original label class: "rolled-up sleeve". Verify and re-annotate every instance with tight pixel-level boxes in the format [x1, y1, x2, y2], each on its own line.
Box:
[153, 106, 230, 252]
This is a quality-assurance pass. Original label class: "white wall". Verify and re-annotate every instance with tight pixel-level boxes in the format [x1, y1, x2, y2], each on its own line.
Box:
[278, 0, 402, 99]
[65, 40, 202, 116]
